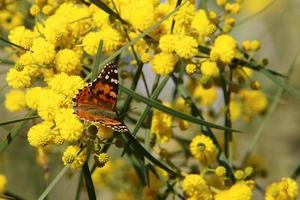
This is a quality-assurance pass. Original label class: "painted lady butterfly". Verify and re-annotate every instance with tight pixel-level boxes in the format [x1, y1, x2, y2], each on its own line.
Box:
[72, 62, 129, 132]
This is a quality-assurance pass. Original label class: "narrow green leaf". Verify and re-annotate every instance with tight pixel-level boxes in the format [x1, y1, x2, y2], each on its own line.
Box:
[0, 115, 40, 126]
[125, 133, 179, 178]
[260, 68, 300, 100]
[75, 171, 84, 200]
[0, 37, 28, 51]
[38, 166, 69, 200]
[0, 110, 36, 154]
[291, 165, 300, 179]
[0, 59, 15, 65]
[91, 40, 103, 81]
[82, 162, 97, 200]
[119, 85, 241, 133]
[85, 1, 187, 80]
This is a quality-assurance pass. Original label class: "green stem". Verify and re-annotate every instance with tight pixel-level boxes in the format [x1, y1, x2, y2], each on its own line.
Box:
[82, 162, 97, 200]
[75, 171, 84, 200]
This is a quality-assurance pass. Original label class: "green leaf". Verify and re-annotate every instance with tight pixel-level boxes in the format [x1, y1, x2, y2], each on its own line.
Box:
[91, 40, 103, 81]
[75, 171, 84, 200]
[0, 37, 28, 51]
[260, 68, 300, 100]
[38, 166, 69, 200]
[119, 85, 241, 133]
[0, 110, 36, 154]
[82, 162, 97, 200]
[0, 115, 40, 126]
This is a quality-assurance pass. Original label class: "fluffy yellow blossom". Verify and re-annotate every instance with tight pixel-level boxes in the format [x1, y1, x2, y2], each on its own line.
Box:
[174, 35, 198, 59]
[30, 37, 56, 66]
[98, 26, 124, 53]
[225, 3, 241, 14]
[193, 85, 217, 106]
[47, 73, 85, 100]
[37, 89, 65, 121]
[0, 174, 7, 194]
[216, 0, 227, 6]
[190, 134, 216, 164]
[62, 145, 87, 170]
[186, 63, 197, 74]
[97, 126, 113, 140]
[82, 32, 101, 55]
[30, 5, 40, 16]
[8, 26, 37, 49]
[92, 160, 114, 187]
[200, 61, 219, 77]
[17, 52, 40, 77]
[210, 34, 237, 64]
[151, 105, 173, 143]
[141, 52, 151, 63]
[173, 1, 195, 27]
[5, 89, 26, 112]
[25, 87, 43, 110]
[242, 40, 261, 51]
[97, 153, 110, 166]
[240, 89, 268, 115]
[89, 4, 110, 28]
[151, 52, 177, 75]
[182, 174, 212, 199]
[55, 49, 81, 74]
[215, 181, 254, 200]
[265, 178, 298, 200]
[0, 11, 23, 31]
[192, 10, 216, 37]
[55, 108, 84, 141]
[230, 100, 242, 121]
[159, 34, 178, 53]
[6, 68, 32, 89]
[122, 0, 154, 31]
[28, 121, 55, 147]
[215, 166, 227, 176]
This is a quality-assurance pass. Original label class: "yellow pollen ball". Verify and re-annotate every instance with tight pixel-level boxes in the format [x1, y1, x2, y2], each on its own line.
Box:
[5, 89, 26, 112]
[174, 35, 198, 59]
[186, 64, 197, 74]
[182, 174, 212, 199]
[0, 174, 7, 194]
[55, 49, 81, 75]
[6, 68, 32, 89]
[27, 121, 55, 147]
[62, 145, 87, 170]
[200, 61, 219, 77]
[150, 52, 178, 75]
[190, 134, 216, 164]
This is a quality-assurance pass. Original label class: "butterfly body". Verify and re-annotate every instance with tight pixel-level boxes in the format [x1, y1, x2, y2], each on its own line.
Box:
[73, 62, 129, 132]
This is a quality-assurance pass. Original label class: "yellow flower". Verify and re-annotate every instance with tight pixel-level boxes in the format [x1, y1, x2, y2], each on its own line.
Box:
[62, 145, 87, 170]
[173, 1, 195, 27]
[190, 134, 216, 164]
[97, 153, 110, 166]
[55, 49, 81, 74]
[37, 89, 65, 121]
[150, 52, 177, 75]
[98, 26, 124, 53]
[210, 34, 237, 64]
[47, 73, 85, 101]
[159, 34, 178, 53]
[89, 4, 110, 28]
[30, 37, 56, 66]
[182, 174, 212, 199]
[0, 174, 7, 194]
[122, 0, 154, 31]
[225, 3, 241, 14]
[200, 61, 219, 77]
[82, 32, 101, 55]
[0, 11, 23, 31]
[25, 87, 43, 110]
[216, 0, 227, 6]
[6, 68, 31, 89]
[92, 160, 114, 187]
[243, 40, 261, 51]
[97, 126, 113, 140]
[27, 121, 55, 147]
[186, 63, 197, 74]
[215, 166, 227, 176]
[193, 85, 217, 106]
[265, 178, 298, 200]
[30, 5, 40, 16]
[192, 10, 216, 37]
[174, 35, 198, 59]
[239, 89, 268, 115]
[55, 108, 84, 142]
[229, 100, 242, 122]
[215, 181, 254, 200]
[151, 105, 173, 143]
[5, 89, 26, 112]
[8, 26, 37, 49]
[17, 52, 40, 77]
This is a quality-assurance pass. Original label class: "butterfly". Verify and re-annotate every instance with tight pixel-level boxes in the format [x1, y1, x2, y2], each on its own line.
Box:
[72, 62, 129, 132]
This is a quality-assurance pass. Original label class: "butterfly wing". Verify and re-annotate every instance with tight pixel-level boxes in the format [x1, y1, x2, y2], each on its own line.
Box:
[73, 62, 128, 132]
